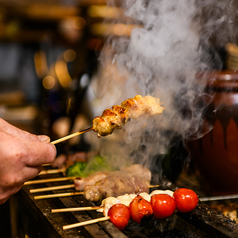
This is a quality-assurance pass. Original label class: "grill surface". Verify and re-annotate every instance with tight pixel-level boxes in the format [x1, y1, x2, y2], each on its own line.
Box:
[13, 174, 238, 238]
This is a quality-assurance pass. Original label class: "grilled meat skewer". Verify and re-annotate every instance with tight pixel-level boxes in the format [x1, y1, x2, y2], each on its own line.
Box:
[93, 95, 164, 137]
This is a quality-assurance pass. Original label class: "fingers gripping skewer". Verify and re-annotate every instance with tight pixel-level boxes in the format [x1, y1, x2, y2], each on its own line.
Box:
[50, 127, 94, 145]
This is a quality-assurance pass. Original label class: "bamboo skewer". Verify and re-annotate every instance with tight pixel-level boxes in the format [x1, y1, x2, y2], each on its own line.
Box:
[24, 177, 78, 185]
[148, 184, 160, 188]
[32, 184, 160, 200]
[51, 206, 101, 213]
[63, 217, 109, 230]
[51, 127, 94, 145]
[30, 184, 75, 193]
[39, 168, 66, 175]
[30, 183, 159, 194]
[34, 192, 83, 200]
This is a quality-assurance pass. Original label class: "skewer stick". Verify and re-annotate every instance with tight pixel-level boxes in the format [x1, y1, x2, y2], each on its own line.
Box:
[30, 184, 75, 193]
[148, 184, 160, 188]
[200, 194, 238, 202]
[34, 192, 83, 200]
[39, 168, 66, 175]
[31, 184, 160, 200]
[24, 177, 78, 185]
[51, 127, 94, 145]
[51, 206, 101, 213]
[63, 217, 109, 230]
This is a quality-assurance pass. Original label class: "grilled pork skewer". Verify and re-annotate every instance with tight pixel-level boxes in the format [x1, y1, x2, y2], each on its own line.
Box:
[28, 164, 151, 192]
[51, 95, 164, 144]
[29, 171, 108, 193]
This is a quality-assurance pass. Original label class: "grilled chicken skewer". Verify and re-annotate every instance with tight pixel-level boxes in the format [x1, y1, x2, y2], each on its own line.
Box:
[51, 190, 173, 215]
[53, 190, 174, 230]
[93, 95, 163, 137]
[51, 95, 164, 144]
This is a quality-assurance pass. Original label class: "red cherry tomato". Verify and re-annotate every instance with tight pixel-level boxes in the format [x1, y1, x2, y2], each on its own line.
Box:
[150, 194, 176, 219]
[129, 195, 153, 224]
[173, 188, 198, 213]
[108, 204, 130, 230]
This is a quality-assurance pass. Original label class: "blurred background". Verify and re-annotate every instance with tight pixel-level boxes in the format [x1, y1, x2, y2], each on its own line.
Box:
[0, 0, 139, 145]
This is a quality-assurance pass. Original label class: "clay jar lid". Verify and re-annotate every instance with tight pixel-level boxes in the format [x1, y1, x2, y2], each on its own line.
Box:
[198, 70, 238, 90]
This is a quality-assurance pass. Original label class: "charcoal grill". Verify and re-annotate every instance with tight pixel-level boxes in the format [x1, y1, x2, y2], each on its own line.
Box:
[3, 172, 238, 238]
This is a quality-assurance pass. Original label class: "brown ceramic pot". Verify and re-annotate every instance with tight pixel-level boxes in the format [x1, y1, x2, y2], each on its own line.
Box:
[187, 70, 238, 195]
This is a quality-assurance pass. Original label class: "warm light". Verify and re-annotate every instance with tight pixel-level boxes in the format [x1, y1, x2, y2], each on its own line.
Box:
[42, 75, 55, 89]
[73, 17, 86, 30]
[88, 5, 123, 19]
[55, 60, 72, 88]
[90, 23, 138, 36]
[34, 51, 48, 78]
[27, 5, 79, 20]
[224, 74, 232, 80]
[113, 23, 127, 36]
[63, 49, 76, 62]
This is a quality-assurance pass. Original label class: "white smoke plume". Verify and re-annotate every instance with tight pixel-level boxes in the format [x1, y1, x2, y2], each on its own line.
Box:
[85, 0, 238, 178]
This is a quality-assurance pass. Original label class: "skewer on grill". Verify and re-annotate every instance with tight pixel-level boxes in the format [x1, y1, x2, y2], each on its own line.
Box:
[63, 217, 109, 230]
[60, 189, 174, 230]
[51, 206, 101, 213]
[32, 185, 160, 200]
[30, 184, 75, 193]
[30, 183, 159, 194]
[24, 176, 78, 185]
[38, 168, 66, 175]
[34, 192, 83, 200]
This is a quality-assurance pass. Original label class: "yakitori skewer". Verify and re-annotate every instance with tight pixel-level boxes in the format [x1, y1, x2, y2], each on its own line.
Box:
[30, 184, 75, 193]
[50, 95, 163, 144]
[34, 192, 83, 200]
[39, 168, 66, 175]
[51, 206, 101, 213]
[30, 182, 159, 194]
[33, 184, 160, 200]
[24, 176, 78, 185]
[51, 190, 172, 215]
[63, 217, 109, 230]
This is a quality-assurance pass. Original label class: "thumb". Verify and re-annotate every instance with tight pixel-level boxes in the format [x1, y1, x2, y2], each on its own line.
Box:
[37, 135, 51, 143]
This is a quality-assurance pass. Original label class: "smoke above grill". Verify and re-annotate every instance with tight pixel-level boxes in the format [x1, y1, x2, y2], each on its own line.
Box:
[85, 0, 238, 175]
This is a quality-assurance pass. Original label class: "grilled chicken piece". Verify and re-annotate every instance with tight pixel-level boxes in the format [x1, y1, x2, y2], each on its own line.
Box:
[83, 171, 150, 202]
[74, 171, 108, 191]
[97, 191, 175, 216]
[92, 95, 164, 137]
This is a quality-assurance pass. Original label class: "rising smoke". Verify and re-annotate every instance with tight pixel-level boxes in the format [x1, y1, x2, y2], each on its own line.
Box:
[85, 0, 238, 178]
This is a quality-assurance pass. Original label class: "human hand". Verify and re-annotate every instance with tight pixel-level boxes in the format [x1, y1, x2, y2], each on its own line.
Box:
[0, 118, 56, 204]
